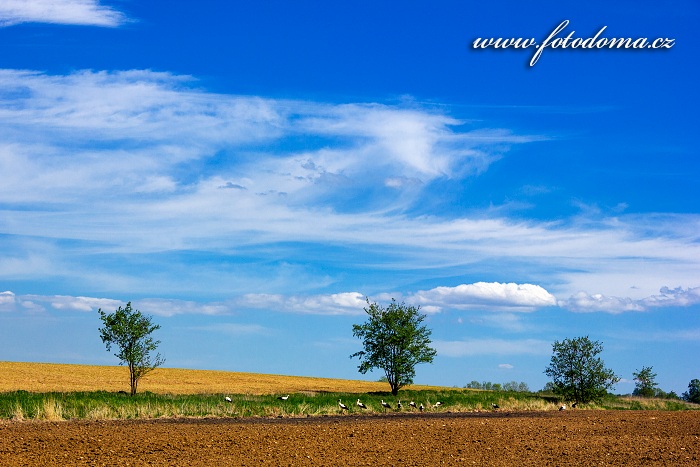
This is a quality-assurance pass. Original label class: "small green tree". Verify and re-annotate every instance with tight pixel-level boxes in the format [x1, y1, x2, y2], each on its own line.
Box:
[351, 299, 437, 396]
[632, 366, 658, 398]
[544, 336, 620, 404]
[683, 379, 700, 404]
[98, 302, 165, 396]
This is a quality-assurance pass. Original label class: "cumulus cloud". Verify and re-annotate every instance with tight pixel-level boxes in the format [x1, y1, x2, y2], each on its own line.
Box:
[44, 295, 121, 312]
[561, 286, 700, 314]
[410, 282, 557, 312]
[0, 0, 127, 27]
[0, 290, 16, 310]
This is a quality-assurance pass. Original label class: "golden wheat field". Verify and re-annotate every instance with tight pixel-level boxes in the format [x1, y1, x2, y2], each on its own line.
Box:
[0, 361, 445, 394]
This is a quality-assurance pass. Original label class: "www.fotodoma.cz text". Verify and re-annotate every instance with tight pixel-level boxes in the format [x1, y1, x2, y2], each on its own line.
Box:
[472, 20, 675, 66]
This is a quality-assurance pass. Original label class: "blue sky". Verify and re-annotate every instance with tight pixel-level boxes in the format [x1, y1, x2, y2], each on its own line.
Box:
[0, 0, 698, 395]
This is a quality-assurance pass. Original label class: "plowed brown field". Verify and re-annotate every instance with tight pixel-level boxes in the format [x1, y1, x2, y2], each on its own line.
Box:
[2, 410, 698, 466]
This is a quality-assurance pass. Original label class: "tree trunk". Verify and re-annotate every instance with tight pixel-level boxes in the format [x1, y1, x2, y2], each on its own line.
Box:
[129, 363, 137, 396]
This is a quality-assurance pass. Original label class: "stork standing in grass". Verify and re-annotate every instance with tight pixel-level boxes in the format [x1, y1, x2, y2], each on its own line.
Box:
[356, 398, 367, 409]
[409, 401, 417, 409]
[277, 395, 289, 401]
[224, 396, 232, 402]
[433, 401, 443, 409]
[397, 400, 402, 410]
[491, 403, 499, 410]
[419, 403, 424, 412]
[338, 399, 349, 411]
[380, 400, 391, 412]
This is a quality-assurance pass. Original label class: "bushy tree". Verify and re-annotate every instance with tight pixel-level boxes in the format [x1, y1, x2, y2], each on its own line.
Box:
[544, 336, 620, 404]
[503, 381, 531, 392]
[683, 379, 700, 403]
[466, 380, 482, 389]
[98, 302, 165, 396]
[351, 299, 436, 396]
[632, 366, 658, 397]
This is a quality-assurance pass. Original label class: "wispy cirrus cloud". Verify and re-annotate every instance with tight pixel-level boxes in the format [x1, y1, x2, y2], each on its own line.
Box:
[0, 69, 699, 306]
[0, 0, 127, 27]
[235, 292, 367, 316]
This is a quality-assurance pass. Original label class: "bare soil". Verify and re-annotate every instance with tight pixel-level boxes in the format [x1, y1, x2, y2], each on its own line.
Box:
[1, 410, 698, 466]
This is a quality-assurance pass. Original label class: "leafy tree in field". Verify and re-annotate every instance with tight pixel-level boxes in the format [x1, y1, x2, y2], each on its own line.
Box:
[544, 336, 620, 404]
[351, 299, 437, 396]
[503, 381, 531, 392]
[98, 302, 165, 396]
[632, 366, 658, 397]
[683, 379, 700, 403]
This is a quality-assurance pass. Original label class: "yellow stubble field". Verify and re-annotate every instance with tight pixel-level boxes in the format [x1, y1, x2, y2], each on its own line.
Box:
[0, 361, 443, 394]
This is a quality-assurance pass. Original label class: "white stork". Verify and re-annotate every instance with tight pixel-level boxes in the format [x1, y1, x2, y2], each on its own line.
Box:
[409, 401, 417, 409]
[419, 403, 424, 412]
[224, 396, 232, 402]
[433, 401, 443, 408]
[559, 404, 566, 411]
[356, 398, 367, 409]
[397, 400, 402, 410]
[338, 399, 349, 411]
[277, 394, 290, 401]
[380, 400, 391, 411]
[491, 403, 499, 409]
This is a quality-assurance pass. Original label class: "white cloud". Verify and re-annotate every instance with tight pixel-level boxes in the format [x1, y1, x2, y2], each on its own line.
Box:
[0, 69, 699, 306]
[410, 282, 557, 312]
[561, 291, 644, 313]
[561, 286, 700, 314]
[0, 0, 127, 27]
[0, 293, 119, 314]
[498, 363, 514, 369]
[2, 282, 700, 321]
[0, 290, 16, 310]
[46, 295, 121, 312]
[238, 292, 367, 315]
[132, 299, 231, 318]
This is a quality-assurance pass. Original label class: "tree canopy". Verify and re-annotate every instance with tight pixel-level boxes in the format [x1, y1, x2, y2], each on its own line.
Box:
[98, 302, 165, 396]
[632, 366, 658, 398]
[544, 336, 620, 404]
[683, 379, 700, 404]
[350, 299, 437, 395]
